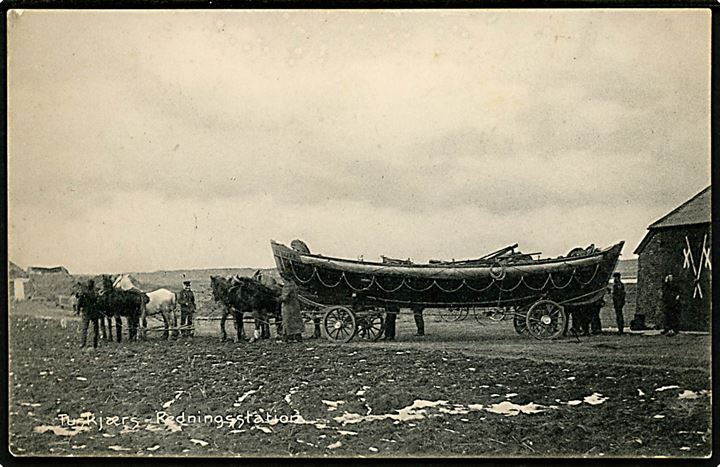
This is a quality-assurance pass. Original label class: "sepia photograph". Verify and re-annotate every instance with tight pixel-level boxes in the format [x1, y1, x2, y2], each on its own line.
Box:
[6, 8, 712, 458]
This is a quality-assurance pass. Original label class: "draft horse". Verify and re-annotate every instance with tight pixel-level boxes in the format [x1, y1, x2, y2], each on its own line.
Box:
[98, 275, 147, 342]
[140, 288, 178, 339]
[211, 275, 281, 342]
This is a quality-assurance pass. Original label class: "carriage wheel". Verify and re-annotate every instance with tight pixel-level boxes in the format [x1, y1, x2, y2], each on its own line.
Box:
[513, 308, 529, 335]
[525, 300, 566, 340]
[322, 306, 357, 343]
[440, 307, 467, 322]
[356, 313, 385, 342]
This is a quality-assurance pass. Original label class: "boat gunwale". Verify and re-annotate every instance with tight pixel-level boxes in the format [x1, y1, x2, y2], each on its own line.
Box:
[271, 240, 624, 272]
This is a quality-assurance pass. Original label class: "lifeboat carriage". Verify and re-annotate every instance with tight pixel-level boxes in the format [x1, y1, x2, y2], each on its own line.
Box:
[271, 239, 624, 343]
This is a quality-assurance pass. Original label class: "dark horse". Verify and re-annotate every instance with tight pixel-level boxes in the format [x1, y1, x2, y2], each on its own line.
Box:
[98, 275, 147, 342]
[211, 275, 281, 342]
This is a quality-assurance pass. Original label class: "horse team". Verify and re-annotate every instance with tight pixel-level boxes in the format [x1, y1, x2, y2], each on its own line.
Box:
[74, 272, 283, 347]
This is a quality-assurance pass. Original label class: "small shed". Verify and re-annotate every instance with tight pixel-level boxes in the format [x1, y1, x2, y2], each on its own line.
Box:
[634, 186, 711, 331]
[25, 264, 75, 303]
[9, 261, 31, 301]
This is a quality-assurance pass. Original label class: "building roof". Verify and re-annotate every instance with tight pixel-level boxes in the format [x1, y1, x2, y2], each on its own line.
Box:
[9, 261, 27, 279]
[634, 186, 711, 254]
[648, 186, 711, 229]
[28, 266, 70, 275]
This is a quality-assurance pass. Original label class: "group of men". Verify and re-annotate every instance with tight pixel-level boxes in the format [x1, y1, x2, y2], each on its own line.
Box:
[381, 304, 424, 341]
[608, 271, 683, 337]
[376, 271, 684, 340]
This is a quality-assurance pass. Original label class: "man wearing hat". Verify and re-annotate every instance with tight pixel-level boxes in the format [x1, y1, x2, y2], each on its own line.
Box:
[77, 279, 101, 349]
[178, 280, 196, 337]
[611, 272, 626, 335]
[661, 273, 681, 336]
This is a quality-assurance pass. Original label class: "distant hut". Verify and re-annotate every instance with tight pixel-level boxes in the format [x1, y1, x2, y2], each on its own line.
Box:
[9, 261, 31, 301]
[26, 265, 75, 304]
[634, 186, 711, 331]
[28, 266, 70, 275]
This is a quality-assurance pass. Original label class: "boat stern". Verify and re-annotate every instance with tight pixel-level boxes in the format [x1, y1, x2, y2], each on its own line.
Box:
[270, 240, 305, 281]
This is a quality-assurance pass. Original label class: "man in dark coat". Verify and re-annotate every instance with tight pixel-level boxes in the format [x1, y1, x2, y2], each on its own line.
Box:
[178, 281, 196, 337]
[279, 280, 304, 342]
[661, 274, 681, 336]
[611, 272, 626, 335]
[412, 305, 425, 337]
[589, 299, 604, 335]
[77, 279, 101, 349]
[383, 304, 399, 341]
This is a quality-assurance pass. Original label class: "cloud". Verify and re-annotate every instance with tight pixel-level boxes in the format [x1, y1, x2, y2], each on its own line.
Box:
[8, 9, 710, 272]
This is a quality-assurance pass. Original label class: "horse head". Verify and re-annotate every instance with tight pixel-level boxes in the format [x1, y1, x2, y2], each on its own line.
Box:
[210, 275, 233, 304]
[101, 275, 114, 293]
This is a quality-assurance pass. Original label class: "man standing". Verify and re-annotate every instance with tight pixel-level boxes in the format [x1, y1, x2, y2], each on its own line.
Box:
[662, 274, 681, 336]
[178, 280, 196, 337]
[412, 305, 425, 337]
[383, 305, 398, 341]
[78, 279, 100, 349]
[279, 279, 305, 342]
[611, 272, 626, 335]
[589, 299, 604, 335]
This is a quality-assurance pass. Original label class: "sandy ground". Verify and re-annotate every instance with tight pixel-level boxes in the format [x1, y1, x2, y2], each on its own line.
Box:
[8, 301, 711, 458]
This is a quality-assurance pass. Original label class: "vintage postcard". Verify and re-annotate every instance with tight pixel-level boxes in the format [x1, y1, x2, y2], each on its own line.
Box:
[6, 8, 711, 459]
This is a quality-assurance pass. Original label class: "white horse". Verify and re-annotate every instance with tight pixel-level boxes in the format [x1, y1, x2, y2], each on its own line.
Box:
[140, 288, 178, 339]
[112, 275, 178, 339]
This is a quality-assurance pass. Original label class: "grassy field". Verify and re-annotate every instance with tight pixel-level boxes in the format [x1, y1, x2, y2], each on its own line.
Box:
[8, 300, 710, 458]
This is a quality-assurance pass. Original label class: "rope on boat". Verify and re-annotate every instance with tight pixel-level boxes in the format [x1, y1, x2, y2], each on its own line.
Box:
[286, 254, 604, 300]
[363, 294, 543, 308]
[489, 261, 506, 280]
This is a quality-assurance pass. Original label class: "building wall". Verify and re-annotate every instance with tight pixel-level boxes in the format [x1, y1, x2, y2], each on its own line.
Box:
[636, 224, 712, 331]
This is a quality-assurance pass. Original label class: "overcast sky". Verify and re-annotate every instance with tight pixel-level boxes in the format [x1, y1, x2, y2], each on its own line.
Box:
[8, 9, 710, 274]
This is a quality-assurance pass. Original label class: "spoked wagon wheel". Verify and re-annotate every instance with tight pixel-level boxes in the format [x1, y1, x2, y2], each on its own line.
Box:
[525, 300, 566, 340]
[440, 307, 468, 322]
[356, 313, 385, 342]
[513, 307, 529, 335]
[322, 306, 357, 343]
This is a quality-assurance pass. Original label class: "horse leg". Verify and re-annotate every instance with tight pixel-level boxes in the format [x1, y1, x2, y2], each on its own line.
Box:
[171, 309, 179, 338]
[276, 312, 283, 338]
[234, 311, 244, 343]
[240, 312, 247, 340]
[140, 307, 148, 341]
[129, 315, 138, 341]
[251, 311, 264, 342]
[134, 315, 140, 341]
[116, 316, 123, 343]
[161, 312, 169, 339]
[220, 310, 228, 342]
[100, 316, 107, 340]
[92, 318, 100, 348]
[261, 310, 270, 339]
[107, 316, 113, 341]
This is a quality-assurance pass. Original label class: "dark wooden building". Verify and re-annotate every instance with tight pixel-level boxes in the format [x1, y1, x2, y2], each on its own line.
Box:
[634, 186, 711, 331]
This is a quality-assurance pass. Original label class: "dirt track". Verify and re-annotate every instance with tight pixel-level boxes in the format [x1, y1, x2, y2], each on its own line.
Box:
[8, 302, 711, 458]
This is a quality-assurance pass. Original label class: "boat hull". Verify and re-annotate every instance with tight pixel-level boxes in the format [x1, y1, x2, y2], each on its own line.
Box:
[271, 240, 624, 308]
